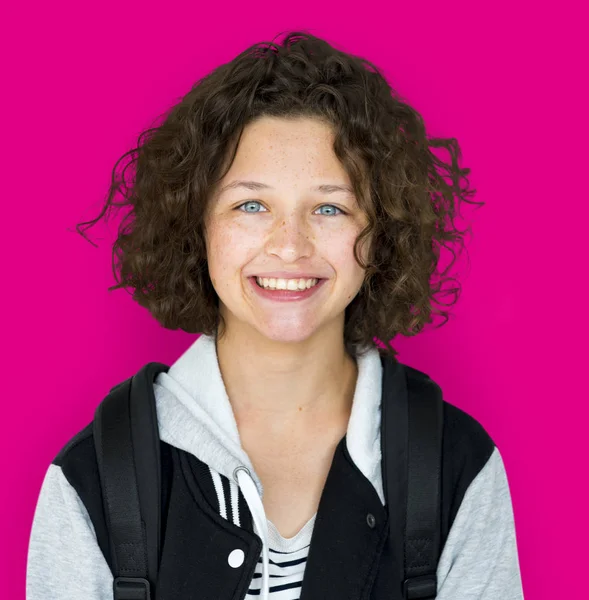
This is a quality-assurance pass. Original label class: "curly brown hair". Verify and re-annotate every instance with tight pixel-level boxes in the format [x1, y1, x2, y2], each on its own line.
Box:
[74, 30, 481, 360]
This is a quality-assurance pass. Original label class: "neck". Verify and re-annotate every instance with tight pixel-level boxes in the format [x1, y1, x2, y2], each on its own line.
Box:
[214, 323, 358, 438]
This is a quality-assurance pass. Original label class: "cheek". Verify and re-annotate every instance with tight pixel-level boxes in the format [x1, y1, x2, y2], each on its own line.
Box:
[206, 222, 258, 279]
[323, 228, 365, 271]
[323, 229, 369, 304]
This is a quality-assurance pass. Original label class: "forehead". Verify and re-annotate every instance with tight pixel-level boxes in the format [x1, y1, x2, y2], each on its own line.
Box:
[222, 116, 351, 183]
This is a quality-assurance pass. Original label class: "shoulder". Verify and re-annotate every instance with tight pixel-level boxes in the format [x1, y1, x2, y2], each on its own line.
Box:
[402, 362, 495, 467]
[50, 421, 113, 562]
[54, 421, 95, 468]
[402, 361, 495, 466]
[402, 362, 497, 535]
[442, 399, 496, 466]
[440, 399, 497, 537]
[51, 418, 174, 571]
[53, 421, 105, 523]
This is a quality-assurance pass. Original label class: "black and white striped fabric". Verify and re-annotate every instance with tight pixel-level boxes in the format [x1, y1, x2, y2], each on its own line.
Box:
[209, 467, 316, 599]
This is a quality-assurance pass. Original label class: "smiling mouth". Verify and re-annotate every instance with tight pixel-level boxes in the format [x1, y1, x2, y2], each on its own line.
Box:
[252, 276, 322, 291]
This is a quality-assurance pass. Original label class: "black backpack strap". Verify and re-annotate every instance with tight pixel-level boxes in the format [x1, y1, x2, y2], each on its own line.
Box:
[381, 355, 443, 600]
[93, 362, 169, 600]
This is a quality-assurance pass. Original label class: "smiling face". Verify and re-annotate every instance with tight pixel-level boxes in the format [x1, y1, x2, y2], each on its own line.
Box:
[204, 115, 371, 346]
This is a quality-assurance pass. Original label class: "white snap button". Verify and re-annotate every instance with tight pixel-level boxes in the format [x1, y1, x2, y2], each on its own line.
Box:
[228, 548, 245, 568]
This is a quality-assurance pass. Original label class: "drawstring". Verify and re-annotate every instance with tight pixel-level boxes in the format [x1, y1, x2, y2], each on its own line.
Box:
[234, 466, 269, 600]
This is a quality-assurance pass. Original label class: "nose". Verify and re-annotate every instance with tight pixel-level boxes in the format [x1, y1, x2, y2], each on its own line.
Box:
[264, 215, 314, 262]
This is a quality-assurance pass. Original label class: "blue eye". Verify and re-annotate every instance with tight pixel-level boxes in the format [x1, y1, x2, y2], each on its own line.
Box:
[235, 201, 345, 216]
[236, 201, 267, 213]
[315, 204, 343, 216]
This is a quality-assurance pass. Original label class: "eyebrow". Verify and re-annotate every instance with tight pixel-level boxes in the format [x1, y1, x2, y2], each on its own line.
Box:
[217, 180, 355, 196]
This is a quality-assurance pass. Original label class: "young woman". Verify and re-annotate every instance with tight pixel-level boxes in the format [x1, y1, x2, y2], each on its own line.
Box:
[26, 31, 524, 600]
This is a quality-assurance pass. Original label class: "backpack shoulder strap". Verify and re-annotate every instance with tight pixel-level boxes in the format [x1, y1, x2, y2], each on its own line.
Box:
[381, 354, 443, 600]
[93, 362, 169, 600]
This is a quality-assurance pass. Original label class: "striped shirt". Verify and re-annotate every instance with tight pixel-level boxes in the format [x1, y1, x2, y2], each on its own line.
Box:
[209, 467, 316, 599]
[246, 517, 315, 598]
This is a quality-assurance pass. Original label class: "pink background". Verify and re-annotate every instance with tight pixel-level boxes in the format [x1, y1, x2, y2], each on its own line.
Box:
[2, 1, 587, 598]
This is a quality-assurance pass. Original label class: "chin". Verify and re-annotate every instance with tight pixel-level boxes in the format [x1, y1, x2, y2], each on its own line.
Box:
[254, 321, 320, 345]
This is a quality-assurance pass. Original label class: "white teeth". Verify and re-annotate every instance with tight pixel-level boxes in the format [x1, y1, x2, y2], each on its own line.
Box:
[255, 277, 319, 290]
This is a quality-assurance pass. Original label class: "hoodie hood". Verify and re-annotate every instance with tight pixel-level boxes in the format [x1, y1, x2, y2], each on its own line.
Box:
[154, 333, 261, 493]
[154, 332, 385, 504]
[153, 333, 384, 600]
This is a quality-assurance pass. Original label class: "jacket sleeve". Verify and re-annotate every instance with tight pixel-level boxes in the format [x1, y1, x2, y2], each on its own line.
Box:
[435, 446, 525, 599]
[26, 463, 114, 600]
